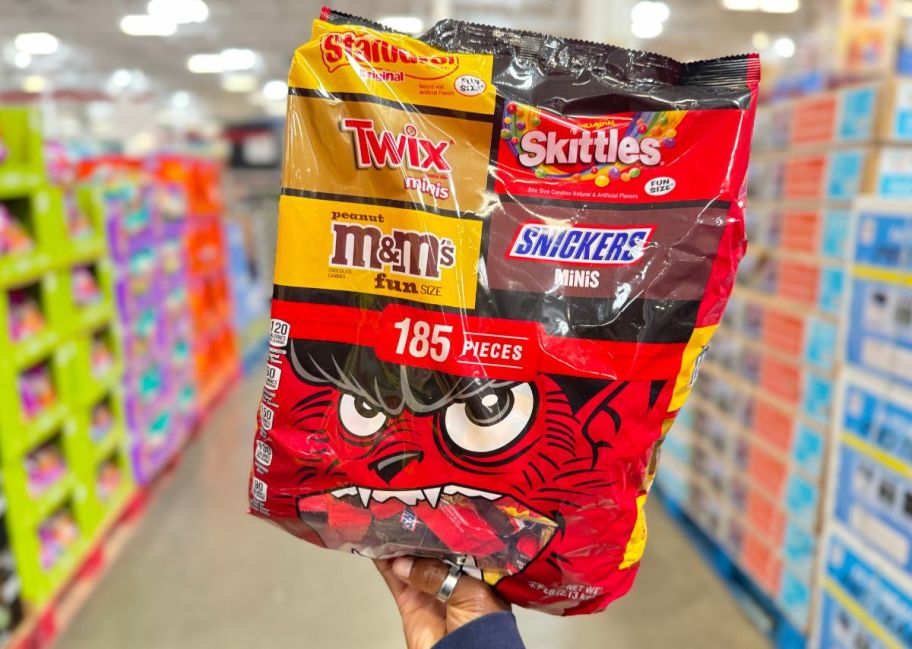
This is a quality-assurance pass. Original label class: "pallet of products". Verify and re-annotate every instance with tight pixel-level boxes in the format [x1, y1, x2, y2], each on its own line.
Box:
[815, 199, 912, 648]
[222, 171, 278, 376]
[0, 111, 134, 615]
[76, 158, 198, 484]
[225, 220, 268, 374]
[658, 76, 912, 648]
[158, 157, 239, 412]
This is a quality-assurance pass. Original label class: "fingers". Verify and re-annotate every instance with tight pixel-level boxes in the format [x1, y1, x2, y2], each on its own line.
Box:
[375, 559, 408, 599]
[393, 558, 448, 596]
[391, 557, 509, 617]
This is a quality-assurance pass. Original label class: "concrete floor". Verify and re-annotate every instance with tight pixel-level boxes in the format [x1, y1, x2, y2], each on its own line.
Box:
[57, 374, 770, 649]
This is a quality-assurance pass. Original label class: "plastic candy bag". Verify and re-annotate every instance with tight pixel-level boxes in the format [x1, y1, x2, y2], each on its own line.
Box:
[249, 7, 759, 615]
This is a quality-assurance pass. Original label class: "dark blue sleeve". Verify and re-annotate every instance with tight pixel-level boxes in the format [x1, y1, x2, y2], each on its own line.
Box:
[431, 612, 525, 649]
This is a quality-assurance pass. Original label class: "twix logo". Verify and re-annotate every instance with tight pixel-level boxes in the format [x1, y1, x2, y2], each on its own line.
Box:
[320, 31, 458, 80]
[341, 119, 452, 174]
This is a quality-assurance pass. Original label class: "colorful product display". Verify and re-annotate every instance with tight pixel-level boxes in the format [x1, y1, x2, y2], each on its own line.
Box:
[0, 109, 134, 612]
[658, 65, 912, 646]
[37, 507, 79, 572]
[24, 440, 67, 498]
[77, 159, 202, 484]
[17, 363, 56, 421]
[225, 219, 269, 374]
[249, 11, 759, 615]
[0, 205, 33, 257]
[95, 461, 123, 503]
[165, 157, 239, 410]
[8, 286, 45, 343]
[90, 399, 114, 444]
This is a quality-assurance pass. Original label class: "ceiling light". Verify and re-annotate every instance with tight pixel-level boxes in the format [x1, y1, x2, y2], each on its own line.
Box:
[188, 49, 258, 74]
[377, 16, 425, 34]
[22, 75, 47, 93]
[631, 20, 664, 39]
[220, 48, 258, 71]
[120, 14, 177, 36]
[761, 0, 799, 12]
[14, 32, 59, 56]
[171, 91, 191, 108]
[773, 36, 796, 58]
[631, 1, 670, 24]
[13, 52, 31, 69]
[187, 53, 224, 73]
[222, 73, 259, 93]
[722, 0, 759, 8]
[722, 0, 799, 11]
[148, 0, 208, 24]
[630, 2, 669, 40]
[262, 80, 287, 101]
[111, 69, 134, 89]
[752, 31, 771, 49]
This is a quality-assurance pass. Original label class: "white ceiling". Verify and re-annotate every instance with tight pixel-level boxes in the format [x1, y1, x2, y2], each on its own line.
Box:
[0, 0, 812, 123]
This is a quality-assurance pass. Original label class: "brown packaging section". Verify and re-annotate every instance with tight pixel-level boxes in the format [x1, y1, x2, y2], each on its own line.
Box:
[484, 202, 728, 301]
[283, 95, 493, 215]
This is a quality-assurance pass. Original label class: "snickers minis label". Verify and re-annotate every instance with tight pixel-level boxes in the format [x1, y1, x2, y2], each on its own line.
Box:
[250, 9, 760, 615]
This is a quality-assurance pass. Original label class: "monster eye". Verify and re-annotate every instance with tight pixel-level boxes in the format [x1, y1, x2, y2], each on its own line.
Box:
[442, 383, 536, 454]
[339, 394, 387, 438]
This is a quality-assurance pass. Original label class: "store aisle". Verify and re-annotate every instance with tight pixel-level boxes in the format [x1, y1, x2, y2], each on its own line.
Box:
[56, 373, 769, 649]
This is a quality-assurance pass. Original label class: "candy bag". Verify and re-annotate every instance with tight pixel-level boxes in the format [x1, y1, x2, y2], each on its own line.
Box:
[249, 7, 759, 615]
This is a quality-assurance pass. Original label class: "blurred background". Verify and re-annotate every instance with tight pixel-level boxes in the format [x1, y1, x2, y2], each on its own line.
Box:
[0, 0, 909, 648]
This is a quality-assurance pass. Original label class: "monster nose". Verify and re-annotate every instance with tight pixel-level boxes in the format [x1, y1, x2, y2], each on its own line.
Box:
[370, 451, 424, 484]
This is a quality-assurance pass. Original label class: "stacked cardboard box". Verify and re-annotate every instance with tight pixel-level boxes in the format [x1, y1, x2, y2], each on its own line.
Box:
[657, 79, 912, 643]
[815, 199, 912, 648]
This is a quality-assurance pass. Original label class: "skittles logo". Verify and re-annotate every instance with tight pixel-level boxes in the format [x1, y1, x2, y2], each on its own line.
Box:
[500, 102, 683, 188]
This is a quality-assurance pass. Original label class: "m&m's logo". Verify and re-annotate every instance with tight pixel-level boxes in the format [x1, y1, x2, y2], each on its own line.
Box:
[321, 31, 459, 81]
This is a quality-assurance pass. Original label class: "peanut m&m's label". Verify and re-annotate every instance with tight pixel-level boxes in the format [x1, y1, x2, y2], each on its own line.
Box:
[274, 196, 482, 310]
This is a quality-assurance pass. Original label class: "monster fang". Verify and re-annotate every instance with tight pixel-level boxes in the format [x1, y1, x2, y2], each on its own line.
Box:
[341, 118, 452, 173]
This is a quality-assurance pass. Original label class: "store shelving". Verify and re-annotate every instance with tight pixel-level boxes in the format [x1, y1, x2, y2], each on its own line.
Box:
[0, 109, 134, 614]
[0, 109, 45, 200]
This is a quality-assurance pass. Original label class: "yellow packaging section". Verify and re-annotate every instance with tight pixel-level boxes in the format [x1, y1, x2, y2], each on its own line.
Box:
[619, 494, 649, 570]
[275, 195, 483, 310]
[669, 324, 717, 412]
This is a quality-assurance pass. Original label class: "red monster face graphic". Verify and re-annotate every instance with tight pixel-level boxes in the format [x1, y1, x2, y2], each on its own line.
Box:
[260, 339, 673, 613]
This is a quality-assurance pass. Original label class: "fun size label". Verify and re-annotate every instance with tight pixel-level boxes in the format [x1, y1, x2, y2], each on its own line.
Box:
[274, 196, 482, 309]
